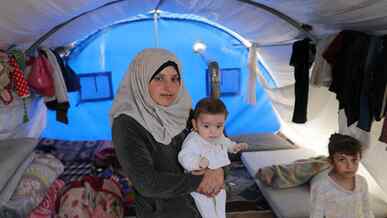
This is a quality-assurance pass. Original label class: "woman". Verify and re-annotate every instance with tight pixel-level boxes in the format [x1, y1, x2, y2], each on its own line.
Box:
[110, 48, 224, 218]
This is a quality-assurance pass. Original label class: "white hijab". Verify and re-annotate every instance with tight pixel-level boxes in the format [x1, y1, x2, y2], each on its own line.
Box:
[110, 48, 192, 144]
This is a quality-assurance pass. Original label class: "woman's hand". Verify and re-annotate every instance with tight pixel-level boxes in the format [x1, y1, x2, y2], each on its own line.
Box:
[196, 168, 224, 197]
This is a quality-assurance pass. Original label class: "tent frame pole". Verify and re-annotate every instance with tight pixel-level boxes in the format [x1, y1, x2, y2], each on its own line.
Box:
[26, 0, 317, 54]
[25, 0, 130, 54]
[236, 0, 317, 42]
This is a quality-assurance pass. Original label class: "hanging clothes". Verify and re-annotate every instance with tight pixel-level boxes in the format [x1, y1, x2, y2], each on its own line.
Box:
[8, 57, 30, 98]
[379, 113, 387, 143]
[289, 38, 316, 123]
[40, 48, 70, 124]
[323, 30, 370, 127]
[369, 36, 387, 122]
[0, 53, 12, 105]
[52, 49, 80, 92]
[357, 36, 383, 131]
[310, 33, 337, 87]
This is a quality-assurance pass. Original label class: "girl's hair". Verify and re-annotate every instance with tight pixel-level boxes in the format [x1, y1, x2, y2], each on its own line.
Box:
[328, 133, 362, 157]
[192, 97, 228, 120]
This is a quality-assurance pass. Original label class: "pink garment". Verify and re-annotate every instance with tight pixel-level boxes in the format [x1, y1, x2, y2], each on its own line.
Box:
[28, 179, 65, 218]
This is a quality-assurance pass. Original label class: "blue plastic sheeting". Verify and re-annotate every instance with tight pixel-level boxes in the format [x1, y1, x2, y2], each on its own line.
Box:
[43, 18, 280, 140]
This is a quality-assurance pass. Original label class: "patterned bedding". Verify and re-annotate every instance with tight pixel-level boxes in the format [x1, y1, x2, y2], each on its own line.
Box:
[35, 138, 272, 216]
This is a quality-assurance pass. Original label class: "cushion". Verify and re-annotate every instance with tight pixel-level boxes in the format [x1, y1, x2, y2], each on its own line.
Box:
[230, 133, 294, 151]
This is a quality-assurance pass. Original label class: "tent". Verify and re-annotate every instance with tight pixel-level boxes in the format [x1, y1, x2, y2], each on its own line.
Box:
[1, 0, 387, 217]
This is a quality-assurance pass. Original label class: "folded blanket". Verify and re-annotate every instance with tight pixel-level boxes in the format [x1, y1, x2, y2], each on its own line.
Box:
[1, 153, 64, 218]
[0, 138, 38, 192]
[0, 152, 35, 207]
[256, 155, 330, 189]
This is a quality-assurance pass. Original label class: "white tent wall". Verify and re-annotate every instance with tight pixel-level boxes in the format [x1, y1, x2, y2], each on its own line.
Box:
[0, 0, 115, 48]
[270, 84, 387, 203]
[0, 96, 46, 139]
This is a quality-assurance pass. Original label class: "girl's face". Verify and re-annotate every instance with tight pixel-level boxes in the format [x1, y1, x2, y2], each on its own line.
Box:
[192, 113, 226, 141]
[330, 152, 360, 179]
[148, 66, 181, 107]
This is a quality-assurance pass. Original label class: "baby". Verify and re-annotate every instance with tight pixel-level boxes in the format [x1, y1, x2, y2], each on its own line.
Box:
[178, 97, 248, 218]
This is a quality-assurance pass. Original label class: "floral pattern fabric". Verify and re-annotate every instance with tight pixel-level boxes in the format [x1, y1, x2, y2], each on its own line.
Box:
[57, 176, 124, 218]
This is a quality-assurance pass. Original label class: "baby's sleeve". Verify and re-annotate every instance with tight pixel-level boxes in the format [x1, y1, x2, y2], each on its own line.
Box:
[221, 136, 237, 153]
[178, 137, 202, 172]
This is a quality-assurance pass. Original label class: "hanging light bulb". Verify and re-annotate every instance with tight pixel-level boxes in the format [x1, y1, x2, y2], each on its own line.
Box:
[193, 41, 207, 53]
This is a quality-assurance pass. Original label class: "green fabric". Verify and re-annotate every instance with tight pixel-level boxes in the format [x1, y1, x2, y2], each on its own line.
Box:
[112, 114, 203, 218]
[256, 155, 330, 189]
[8, 49, 26, 71]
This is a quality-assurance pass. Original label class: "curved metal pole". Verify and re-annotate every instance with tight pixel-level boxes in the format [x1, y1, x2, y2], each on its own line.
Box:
[236, 0, 318, 42]
[25, 0, 129, 54]
[155, 0, 165, 11]
[26, 0, 318, 54]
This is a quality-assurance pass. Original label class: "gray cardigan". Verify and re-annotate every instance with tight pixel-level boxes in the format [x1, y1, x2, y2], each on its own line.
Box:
[112, 114, 202, 218]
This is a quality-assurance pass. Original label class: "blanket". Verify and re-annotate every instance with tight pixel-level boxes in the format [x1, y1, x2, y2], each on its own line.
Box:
[0, 138, 38, 205]
[256, 155, 330, 189]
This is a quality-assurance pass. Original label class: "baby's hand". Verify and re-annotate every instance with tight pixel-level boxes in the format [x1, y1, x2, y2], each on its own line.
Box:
[199, 157, 209, 169]
[233, 143, 249, 153]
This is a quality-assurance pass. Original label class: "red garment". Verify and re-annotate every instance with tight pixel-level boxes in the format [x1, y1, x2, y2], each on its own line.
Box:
[9, 56, 30, 98]
[28, 179, 65, 218]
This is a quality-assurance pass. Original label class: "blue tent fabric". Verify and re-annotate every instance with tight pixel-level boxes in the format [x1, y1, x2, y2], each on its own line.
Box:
[43, 18, 280, 140]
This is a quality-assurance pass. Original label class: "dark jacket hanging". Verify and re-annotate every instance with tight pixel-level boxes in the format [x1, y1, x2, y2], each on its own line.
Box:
[323, 30, 370, 127]
[290, 38, 316, 123]
[52, 49, 81, 92]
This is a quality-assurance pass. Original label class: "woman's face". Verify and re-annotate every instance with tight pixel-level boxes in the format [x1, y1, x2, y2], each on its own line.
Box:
[148, 66, 181, 107]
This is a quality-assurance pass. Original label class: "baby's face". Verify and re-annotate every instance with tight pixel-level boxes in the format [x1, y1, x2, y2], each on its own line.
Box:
[192, 113, 225, 141]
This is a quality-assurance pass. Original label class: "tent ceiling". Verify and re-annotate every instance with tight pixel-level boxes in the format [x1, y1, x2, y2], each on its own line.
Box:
[3, 0, 387, 50]
[2, 0, 387, 87]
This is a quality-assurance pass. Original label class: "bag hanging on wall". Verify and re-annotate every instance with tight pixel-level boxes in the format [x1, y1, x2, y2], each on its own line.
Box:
[27, 53, 55, 97]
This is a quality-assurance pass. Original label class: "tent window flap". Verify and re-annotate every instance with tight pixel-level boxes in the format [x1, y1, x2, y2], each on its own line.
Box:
[78, 71, 113, 104]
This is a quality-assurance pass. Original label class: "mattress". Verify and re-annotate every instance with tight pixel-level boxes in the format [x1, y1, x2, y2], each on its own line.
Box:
[241, 149, 387, 218]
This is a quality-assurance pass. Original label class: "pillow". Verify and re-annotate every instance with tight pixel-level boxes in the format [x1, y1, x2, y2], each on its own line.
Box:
[2, 153, 64, 217]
